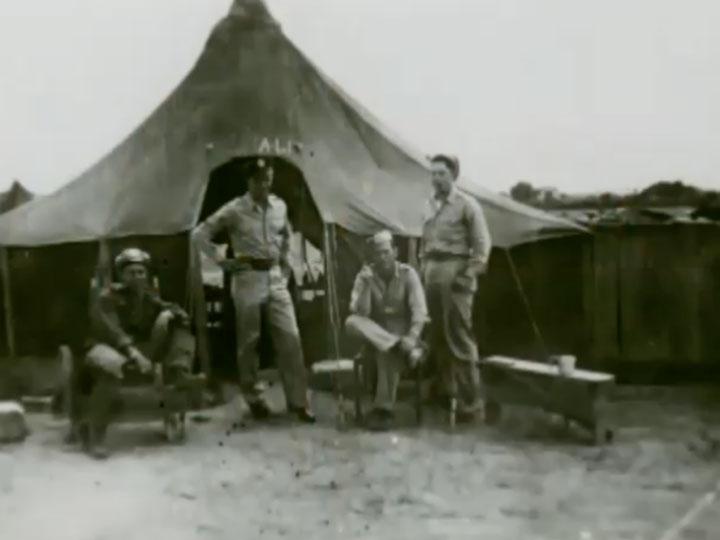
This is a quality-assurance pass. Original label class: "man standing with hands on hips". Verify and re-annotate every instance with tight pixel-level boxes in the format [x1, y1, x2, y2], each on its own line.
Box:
[421, 154, 492, 423]
[193, 158, 315, 423]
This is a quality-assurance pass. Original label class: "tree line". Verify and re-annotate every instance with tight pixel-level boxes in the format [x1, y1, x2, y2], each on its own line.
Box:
[509, 180, 720, 212]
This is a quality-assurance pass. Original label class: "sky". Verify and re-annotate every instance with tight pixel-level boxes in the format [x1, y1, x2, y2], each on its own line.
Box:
[1, 0, 719, 195]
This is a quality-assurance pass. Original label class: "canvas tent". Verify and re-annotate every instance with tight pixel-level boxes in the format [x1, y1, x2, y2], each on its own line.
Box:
[0, 0, 583, 365]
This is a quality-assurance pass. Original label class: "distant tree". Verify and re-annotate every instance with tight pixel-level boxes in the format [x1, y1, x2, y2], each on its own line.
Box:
[509, 181, 537, 203]
[598, 192, 620, 208]
[638, 180, 701, 206]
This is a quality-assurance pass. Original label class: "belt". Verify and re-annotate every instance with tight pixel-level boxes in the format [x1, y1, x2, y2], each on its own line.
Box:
[423, 251, 469, 261]
[226, 257, 276, 272]
[244, 258, 275, 271]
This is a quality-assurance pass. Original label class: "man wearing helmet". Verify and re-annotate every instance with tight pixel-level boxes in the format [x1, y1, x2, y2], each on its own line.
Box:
[82, 247, 194, 458]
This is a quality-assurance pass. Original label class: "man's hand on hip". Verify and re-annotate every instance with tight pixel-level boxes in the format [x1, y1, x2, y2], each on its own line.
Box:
[398, 335, 418, 355]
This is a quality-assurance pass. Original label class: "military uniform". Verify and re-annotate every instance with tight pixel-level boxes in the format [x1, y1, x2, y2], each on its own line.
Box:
[193, 192, 309, 411]
[82, 274, 194, 455]
[345, 260, 428, 412]
[86, 282, 192, 377]
[421, 186, 492, 415]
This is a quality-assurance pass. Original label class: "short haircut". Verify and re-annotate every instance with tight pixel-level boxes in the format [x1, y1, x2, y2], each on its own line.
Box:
[431, 154, 460, 179]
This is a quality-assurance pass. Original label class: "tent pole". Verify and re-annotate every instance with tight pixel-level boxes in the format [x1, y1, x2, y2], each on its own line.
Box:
[0, 247, 16, 357]
[407, 238, 419, 268]
[97, 239, 112, 287]
[188, 232, 211, 377]
[323, 223, 341, 359]
[504, 249, 549, 360]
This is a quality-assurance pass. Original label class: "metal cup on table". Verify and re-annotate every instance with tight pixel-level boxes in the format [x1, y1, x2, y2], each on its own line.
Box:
[555, 354, 577, 377]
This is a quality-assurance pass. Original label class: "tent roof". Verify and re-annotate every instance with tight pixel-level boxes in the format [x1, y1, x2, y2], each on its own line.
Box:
[0, 0, 584, 248]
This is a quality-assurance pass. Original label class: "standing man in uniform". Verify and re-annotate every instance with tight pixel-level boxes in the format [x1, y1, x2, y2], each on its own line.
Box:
[345, 230, 428, 431]
[421, 154, 492, 422]
[193, 159, 315, 423]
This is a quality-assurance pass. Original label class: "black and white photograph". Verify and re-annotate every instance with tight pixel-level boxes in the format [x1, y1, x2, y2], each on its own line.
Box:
[1, 1, 719, 538]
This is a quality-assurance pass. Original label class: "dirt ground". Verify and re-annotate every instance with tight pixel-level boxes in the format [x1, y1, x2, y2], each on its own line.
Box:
[1, 385, 719, 540]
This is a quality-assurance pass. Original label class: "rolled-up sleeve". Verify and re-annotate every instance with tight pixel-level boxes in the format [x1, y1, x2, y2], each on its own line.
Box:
[192, 202, 233, 260]
[349, 267, 372, 317]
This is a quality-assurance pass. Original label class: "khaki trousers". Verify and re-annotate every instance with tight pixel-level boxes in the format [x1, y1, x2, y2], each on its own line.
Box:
[84, 310, 195, 433]
[345, 314, 405, 412]
[423, 258, 481, 414]
[230, 267, 308, 409]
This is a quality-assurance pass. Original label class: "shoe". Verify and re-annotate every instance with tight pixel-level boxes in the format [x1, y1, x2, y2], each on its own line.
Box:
[366, 409, 393, 432]
[248, 399, 272, 420]
[64, 423, 80, 445]
[87, 426, 110, 459]
[456, 409, 479, 424]
[289, 406, 316, 424]
[89, 443, 110, 460]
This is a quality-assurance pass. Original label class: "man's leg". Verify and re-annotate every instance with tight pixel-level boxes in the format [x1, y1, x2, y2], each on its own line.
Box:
[424, 259, 481, 415]
[231, 272, 271, 417]
[447, 288, 482, 416]
[345, 314, 401, 353]
[423, 263, 455, 405]
[84, 344, 125, 458]
[267, 274, 310, 413]
[345, 315, 405, 428]
[373, 349, 404, 413]
[150, 310, 196, 384]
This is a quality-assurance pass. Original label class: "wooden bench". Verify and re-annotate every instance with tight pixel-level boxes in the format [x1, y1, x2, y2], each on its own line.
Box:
[480, 356, 615, 444]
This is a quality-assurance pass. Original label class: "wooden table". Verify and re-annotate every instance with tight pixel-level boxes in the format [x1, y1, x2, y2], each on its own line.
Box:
[480, 356, 616, 444]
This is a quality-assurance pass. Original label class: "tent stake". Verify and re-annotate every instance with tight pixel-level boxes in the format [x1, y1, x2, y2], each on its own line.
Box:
[0, 247, 16, 357]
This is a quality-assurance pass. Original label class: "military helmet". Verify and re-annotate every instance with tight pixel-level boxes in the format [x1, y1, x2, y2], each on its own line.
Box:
[114, 247, 151, 272]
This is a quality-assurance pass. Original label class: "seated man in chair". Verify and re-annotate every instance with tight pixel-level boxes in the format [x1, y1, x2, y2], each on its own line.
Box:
[82, 247, 195, 458]
[345, 230, 429, 431]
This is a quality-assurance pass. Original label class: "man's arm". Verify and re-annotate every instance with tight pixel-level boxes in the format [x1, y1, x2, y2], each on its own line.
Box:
[90, 289, 134, 353]
[405, 266, 429, 343]
[192, 202, 233, 265]
[464, 197, 492, 277]
[348, 266, 373, 318]
[279, 211, 293, 276]
[152, 293, 190, 326]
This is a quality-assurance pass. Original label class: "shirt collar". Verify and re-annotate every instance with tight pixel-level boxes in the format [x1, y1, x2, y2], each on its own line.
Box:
[371, 261, 400, 281]
[241, 192, 277, 212]
[432, 185, 459, 206]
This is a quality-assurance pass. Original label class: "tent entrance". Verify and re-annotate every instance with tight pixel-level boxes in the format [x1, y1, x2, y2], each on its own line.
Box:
[197, 156, 327, 380]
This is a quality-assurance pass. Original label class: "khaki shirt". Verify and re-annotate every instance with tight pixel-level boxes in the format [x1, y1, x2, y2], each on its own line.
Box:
[421, 187, 492, 274]
[349, 261, 428, 341]
[193, 193, 291, 264]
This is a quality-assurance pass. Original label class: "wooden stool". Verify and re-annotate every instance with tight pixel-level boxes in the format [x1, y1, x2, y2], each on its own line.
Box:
[352, 351, 425, 426]
[311, 358, 356, 428]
